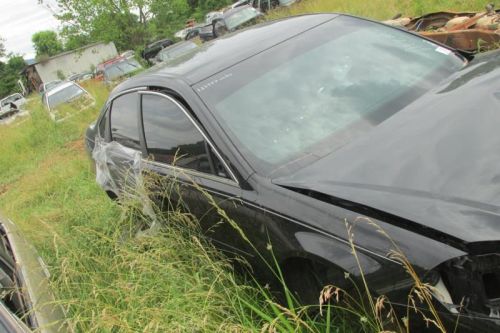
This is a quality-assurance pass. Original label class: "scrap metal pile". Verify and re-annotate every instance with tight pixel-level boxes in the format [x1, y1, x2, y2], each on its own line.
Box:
[384, 3, 500, 52]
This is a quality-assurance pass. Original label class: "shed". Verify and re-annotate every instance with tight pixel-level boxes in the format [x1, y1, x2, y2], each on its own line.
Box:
[23, 42, 118, 92]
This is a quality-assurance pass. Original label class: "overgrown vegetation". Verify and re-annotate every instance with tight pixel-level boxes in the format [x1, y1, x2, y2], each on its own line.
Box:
[55, 0, 232, 52]
[0, 82, 380, 332]
[0, 0, 493, 331]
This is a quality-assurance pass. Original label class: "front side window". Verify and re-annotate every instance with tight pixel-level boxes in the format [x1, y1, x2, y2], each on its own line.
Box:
[110, 93, 141, 149]
[141, 94, 214, 175]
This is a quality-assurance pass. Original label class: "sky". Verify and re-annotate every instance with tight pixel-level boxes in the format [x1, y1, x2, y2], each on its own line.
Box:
[0, 0, 61, 59]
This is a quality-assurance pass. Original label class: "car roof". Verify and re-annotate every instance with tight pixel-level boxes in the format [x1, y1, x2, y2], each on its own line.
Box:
[147, 38, 172, 48]
[223, 4, 254, 17]
[46, 81, 80, 96]
[114, 13, 338, 93]
[1, 93, 22, 101]
[158, 40, 197, 54]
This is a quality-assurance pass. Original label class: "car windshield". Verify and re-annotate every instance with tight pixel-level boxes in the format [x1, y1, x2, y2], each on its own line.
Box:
[45, 81, 62, 92]
[47, 84, 85, 109]
[104, 60, 141, 80]
[1, 95, 19, 107]
[196, 16, 465, 176]
[225, 7, 259, 30]
[158, 42, 198, 62]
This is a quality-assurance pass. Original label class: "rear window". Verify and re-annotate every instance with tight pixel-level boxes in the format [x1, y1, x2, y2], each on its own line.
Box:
[195, 15, 465, 176]
[47, 84, 85, 109]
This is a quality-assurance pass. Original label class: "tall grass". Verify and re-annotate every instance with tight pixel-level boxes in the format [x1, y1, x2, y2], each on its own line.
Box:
[0, 0, 482, 330]
[268, 0, 492, 20]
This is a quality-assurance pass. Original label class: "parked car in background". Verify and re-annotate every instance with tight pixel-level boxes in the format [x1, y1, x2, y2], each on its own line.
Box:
[44, 81, 94, 121]
[38, 80, 62, 95]
[229, 0, 252, 9]
[0, 93, 26, 119]
[228, 0, 297, 12]
[100, 58, 143, 84]
[276, 0, 298, 7]
[199, 5, 262, 41]
[141, 38, 174, 61]
[206, 11, 223, 23]
[0, 215, 68, 332]
[120, 50, 136, 59]
[68, 71, 93, 83]
[86, 13, 500, 332]
[150, 41, 199, 65]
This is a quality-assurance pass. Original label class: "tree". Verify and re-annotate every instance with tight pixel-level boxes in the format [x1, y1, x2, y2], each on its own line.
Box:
[0, 55, 26, 98]
[0, 37, 5, 58]
[56, 0, 151, 51]
[32, 30, 64, 58]
[54, 0, 232, 52]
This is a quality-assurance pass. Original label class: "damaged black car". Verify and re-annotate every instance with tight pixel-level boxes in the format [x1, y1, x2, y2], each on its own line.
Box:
[85, 13, 500, 332]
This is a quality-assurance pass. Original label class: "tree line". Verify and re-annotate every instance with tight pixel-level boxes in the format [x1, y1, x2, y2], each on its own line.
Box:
[0, 38, 26, 99]
[0, 0, 232, 99]
[34, 0, 233, 58]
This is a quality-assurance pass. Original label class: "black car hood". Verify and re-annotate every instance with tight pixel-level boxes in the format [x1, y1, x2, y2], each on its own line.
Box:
[274, 51, 500, 246]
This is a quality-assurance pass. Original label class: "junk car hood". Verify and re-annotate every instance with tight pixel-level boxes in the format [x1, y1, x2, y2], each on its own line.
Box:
[274, 50, 500, 247]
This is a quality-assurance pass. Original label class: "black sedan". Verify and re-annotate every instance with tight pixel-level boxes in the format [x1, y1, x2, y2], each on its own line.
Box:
[86, 14, 500, 332]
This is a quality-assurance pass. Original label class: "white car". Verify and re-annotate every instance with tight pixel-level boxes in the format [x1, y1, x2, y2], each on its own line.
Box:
[0, 93, 26, 119]
[44, 81, 95, 122]
[205, 11, 223, 23]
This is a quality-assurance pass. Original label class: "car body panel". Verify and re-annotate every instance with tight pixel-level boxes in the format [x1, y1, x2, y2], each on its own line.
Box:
[85, 14, 500, 331]
[273, 49, 500, 246]
[0, 94, 26, 119]
[0, 216, 68, 332]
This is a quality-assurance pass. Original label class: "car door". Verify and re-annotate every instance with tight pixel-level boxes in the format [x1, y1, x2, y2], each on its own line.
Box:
[99, 90, 144, 195]
[138, 90, 258, 258]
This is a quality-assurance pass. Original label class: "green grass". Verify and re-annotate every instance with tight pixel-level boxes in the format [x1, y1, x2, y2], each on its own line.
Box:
[0, 0, 488, 331]
[268, 0, 490, 20]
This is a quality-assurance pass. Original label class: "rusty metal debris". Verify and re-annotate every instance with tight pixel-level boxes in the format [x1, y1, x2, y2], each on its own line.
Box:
[384, 3, 500, 52]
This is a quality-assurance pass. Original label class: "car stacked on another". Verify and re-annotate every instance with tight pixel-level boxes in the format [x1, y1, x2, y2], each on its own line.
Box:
[86, 13, 500, 333]
[199, 5, 263, 41]
[229, 0, 298, 11]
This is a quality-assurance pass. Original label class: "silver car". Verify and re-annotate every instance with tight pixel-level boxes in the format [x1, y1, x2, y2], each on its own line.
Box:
[0, 216, 68, 332]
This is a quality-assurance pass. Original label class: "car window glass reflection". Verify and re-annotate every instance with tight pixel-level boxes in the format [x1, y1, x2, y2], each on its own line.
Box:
[142, 94, 212, 175]
[110, 93, 141, 150]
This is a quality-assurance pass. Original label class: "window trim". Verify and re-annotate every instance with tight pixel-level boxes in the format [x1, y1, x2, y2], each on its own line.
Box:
[139, 90, 240, 186]
[105, 87, 147, 143]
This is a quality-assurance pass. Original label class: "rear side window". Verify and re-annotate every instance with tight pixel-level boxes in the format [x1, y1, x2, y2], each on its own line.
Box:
[98, 107, 108, 137]
[110, 93, 140, 149]
[141, 94, 212, 174]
